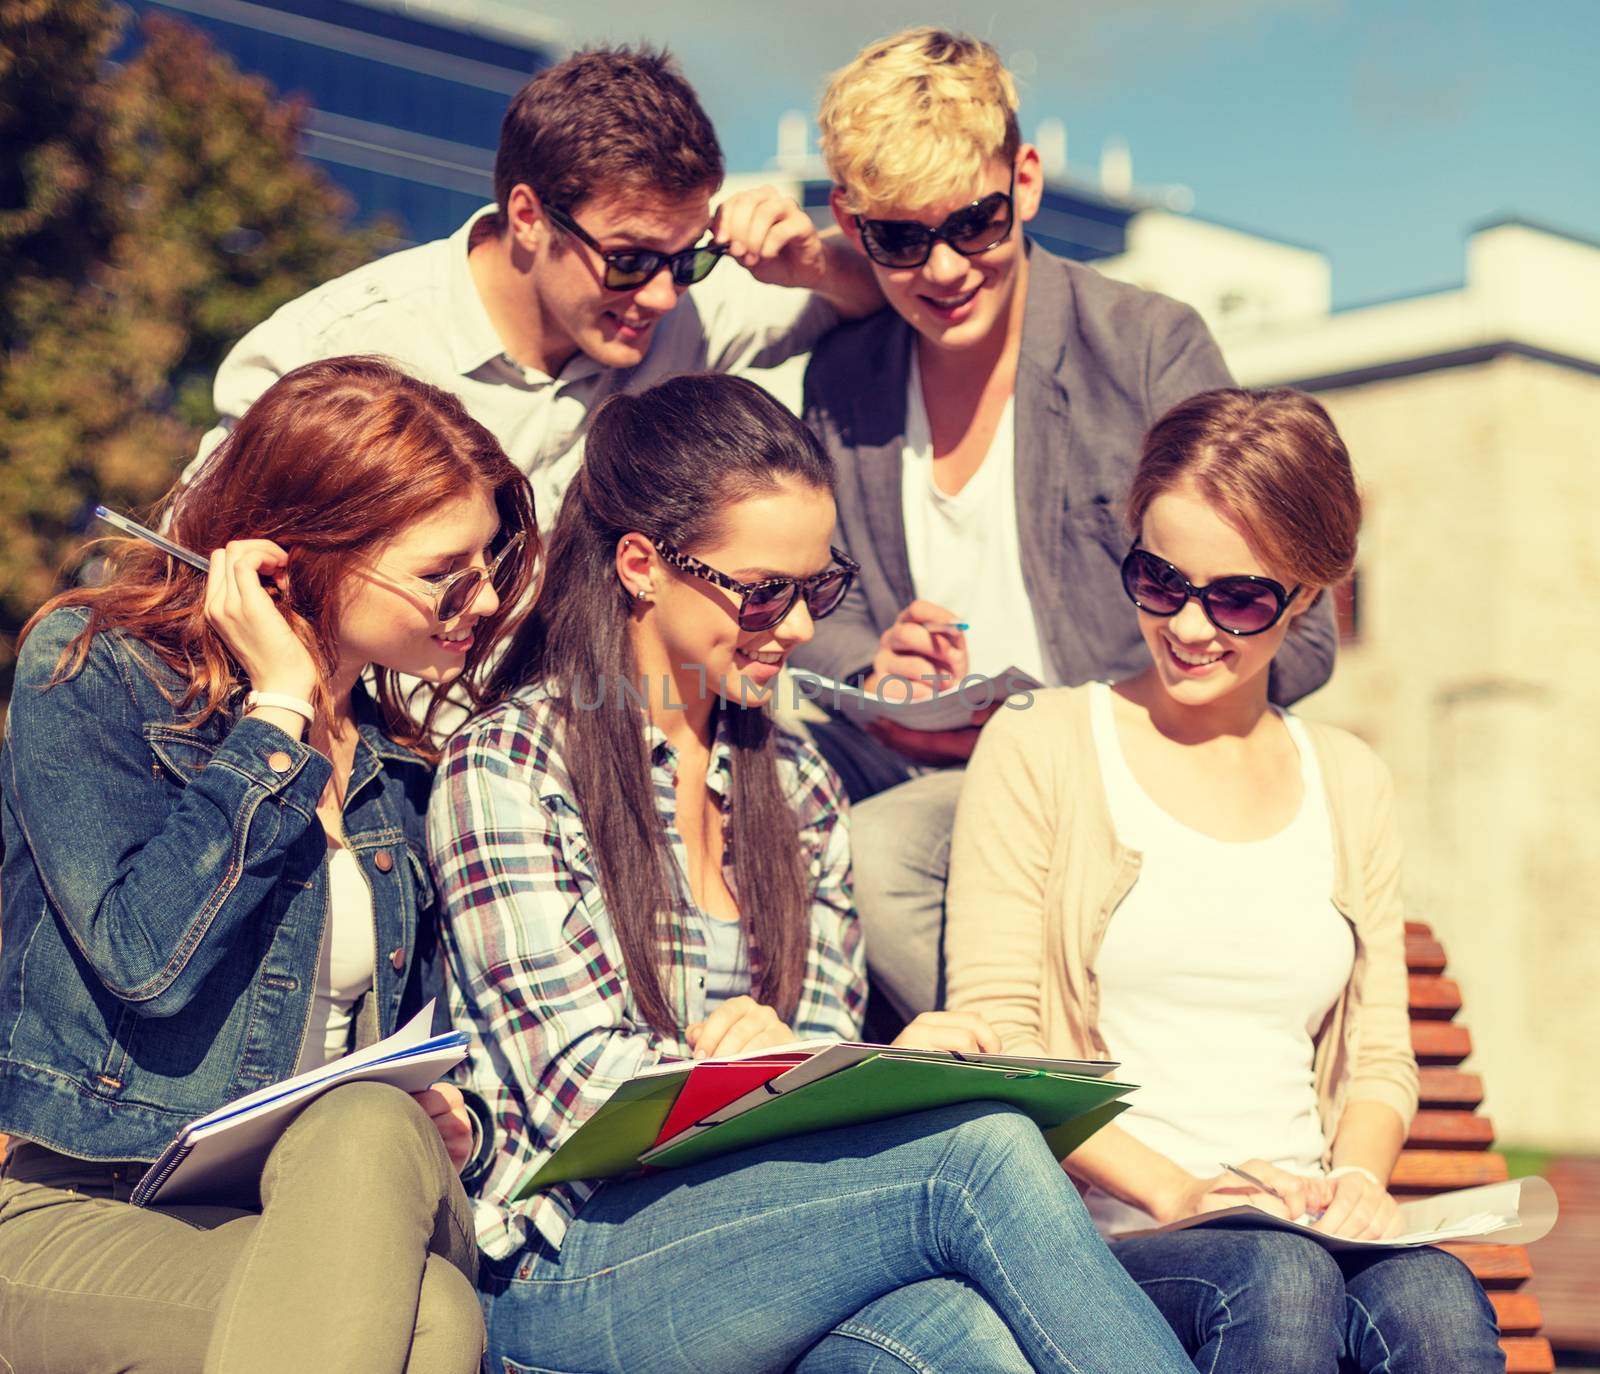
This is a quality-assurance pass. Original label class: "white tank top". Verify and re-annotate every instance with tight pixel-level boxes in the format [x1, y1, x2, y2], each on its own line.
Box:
[293, 840, 378, 1074]
[1085, 681, 1354, 1235]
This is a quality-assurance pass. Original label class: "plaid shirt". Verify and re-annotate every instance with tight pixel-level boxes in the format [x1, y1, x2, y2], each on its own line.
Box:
[428, 687, 866, 1259]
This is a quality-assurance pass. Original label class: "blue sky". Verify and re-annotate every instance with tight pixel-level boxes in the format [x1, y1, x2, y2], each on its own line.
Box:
[522, 0, 1600, 309]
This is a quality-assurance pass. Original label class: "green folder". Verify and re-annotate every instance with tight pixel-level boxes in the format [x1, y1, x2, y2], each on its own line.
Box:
[642, 1055, 1134, 1171]
[511, 1068, 690, 1199]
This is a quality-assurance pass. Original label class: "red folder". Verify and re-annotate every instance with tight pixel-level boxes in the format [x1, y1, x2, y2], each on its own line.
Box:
[651, 1057, 807, 1147]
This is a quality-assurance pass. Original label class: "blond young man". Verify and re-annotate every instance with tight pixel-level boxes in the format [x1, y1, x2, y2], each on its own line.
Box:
[186, 46, 882, 525]
[790, 29, 1337, 1021]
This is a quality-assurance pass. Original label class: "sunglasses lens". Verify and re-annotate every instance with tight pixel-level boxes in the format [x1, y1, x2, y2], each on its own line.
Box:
[1202, 581, 1284, 634]
[947, 193, 1013, 255]
[1122, 551, 1187, 615]
[805, 569, 852, 620]
[861, 220, 933, 268]
[602, 253, 660, 290]
[740, 583, 795, 632]
[438, 573, 482, 622]
[673, 247, 724, 286]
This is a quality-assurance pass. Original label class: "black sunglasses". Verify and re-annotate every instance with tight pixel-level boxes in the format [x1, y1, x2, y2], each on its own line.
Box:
[545, 204, 726, 291]
[853, 171, 1017, 270]
[1120, 544, 1302, 638]
[651, 539, 859, 632]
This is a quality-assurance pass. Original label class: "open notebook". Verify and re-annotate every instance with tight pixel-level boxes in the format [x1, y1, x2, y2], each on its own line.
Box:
[132, 1002, 466, 1207]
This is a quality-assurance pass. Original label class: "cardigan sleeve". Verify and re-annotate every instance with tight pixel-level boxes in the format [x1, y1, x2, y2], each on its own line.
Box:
[1341, 743, 1422, 1127]
[944, 701, 1061, 1057]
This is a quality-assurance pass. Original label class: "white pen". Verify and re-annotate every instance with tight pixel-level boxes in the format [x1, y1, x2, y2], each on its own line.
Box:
[93, 505, 210, 573]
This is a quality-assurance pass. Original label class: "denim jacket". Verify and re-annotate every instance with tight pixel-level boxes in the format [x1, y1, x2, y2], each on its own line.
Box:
[0, 607, 441, 1162]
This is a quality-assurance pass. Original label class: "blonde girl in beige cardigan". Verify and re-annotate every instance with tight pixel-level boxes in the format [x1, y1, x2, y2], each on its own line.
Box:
[946, 388, 1505, 1373]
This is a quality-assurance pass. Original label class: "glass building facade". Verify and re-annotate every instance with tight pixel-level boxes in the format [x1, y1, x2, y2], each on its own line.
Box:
[121, 0, 556, 242]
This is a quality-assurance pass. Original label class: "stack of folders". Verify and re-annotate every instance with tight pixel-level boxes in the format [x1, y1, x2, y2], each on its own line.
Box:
[513, 1041, 1134, 1199]
[132, 1002, 467, 1207]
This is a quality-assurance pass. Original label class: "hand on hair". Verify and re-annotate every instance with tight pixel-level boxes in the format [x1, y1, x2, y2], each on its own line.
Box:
[891, 1010, 1002, 1055]
[711, 185, 828, 291]
[685, 996, 797, 1060]
[203, 540, 318, 700]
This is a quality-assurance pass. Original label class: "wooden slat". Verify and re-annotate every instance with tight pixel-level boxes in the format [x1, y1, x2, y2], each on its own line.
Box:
[1490, 1292, 1545, 1335]
[1442, 1243, 1534, 1286]
[1500, 1336, 1555, 1373]
[1407, 1109, 1495, 1149]
[1407, 974, 1461, 1020]
[1418, 1067, 1485, 1108]
[1405, 932, 1447, 973]
[1391, 1149, 1507, 1190]
[1411, 1021, 1472, 1062]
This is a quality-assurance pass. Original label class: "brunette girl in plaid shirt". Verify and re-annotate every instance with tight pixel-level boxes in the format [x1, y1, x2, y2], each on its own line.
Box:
[430, 373, 1196, 1374]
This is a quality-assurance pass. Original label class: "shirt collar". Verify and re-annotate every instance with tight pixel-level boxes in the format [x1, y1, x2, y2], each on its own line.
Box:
[445, 204, 517, 376]
[643, 705, 736, 798]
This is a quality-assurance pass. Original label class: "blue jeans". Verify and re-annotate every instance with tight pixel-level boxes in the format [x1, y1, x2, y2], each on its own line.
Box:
[482, 1103, 1194, 1374]
[1111, 1228, 1505, 1373]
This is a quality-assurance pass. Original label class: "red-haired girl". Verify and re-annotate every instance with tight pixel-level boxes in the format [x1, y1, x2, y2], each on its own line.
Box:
[0, 357, 537, 1374]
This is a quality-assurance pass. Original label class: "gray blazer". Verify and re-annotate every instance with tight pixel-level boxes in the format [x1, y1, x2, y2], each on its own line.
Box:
[791, 242, 1337, 705]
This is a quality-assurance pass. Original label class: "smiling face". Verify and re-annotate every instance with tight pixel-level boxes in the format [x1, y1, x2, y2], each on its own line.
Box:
[833, 148, 1040, 358]
[1134, 481, 1317, 710]
[626, 481, 839, 710]
[336, 487, 505, 687]
[532, 186, 715, 371]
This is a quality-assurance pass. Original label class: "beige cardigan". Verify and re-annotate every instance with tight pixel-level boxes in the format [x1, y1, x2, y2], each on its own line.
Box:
[945, 685, 1419, 1153]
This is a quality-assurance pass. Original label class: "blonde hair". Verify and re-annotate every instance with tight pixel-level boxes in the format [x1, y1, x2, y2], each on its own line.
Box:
[820, 28, 1021, 215]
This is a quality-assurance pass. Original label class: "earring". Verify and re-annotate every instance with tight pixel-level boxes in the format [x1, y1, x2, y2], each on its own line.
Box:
[634, 588, 648, 602]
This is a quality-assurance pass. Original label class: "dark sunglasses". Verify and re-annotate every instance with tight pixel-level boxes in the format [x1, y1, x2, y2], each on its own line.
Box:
[402, 531, 528, 621]
[651, 539, 859, 632]
[853, 171, 1016, 270]
[1120, 544, 1301, 638]
[545, 204, 726, 291]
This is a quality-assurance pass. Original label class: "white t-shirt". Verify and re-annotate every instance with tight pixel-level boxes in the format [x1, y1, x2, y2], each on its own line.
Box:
[188, 206, 838, 528]
[1085, 681, 1355, 1235]
[293, 841, 378, 1075]
[900, 358, 1050, 684]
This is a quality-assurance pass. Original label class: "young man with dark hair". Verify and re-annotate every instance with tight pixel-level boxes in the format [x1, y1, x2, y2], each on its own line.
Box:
[188, 46, 881, 521]
[791, 29, 1338, 1023]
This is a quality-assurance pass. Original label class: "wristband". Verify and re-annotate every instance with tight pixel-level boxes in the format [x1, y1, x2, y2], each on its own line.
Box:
[1328, 1164, 1383, 1189]
[244, 690, 315, 726]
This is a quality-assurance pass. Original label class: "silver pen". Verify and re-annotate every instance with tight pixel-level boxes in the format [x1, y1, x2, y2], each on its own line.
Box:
[93, 505, 210, 573]
[1220, 1162, 1286, 1203]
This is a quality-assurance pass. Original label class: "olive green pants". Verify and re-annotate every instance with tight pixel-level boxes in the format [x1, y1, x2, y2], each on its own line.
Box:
[0, 1081, 483, 1374]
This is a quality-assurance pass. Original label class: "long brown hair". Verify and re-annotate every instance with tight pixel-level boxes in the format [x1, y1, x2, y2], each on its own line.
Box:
[490, 374, 831, 1037]
[24, 357, 540, 754]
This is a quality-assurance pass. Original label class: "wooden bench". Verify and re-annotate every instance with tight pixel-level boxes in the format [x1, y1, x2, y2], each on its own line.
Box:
[1401, 920, 1553, 1373]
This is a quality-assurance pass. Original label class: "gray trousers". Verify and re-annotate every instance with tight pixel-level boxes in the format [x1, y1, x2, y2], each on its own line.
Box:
[805, 718, 966, 1022]
[0, 1081, 483, 1374]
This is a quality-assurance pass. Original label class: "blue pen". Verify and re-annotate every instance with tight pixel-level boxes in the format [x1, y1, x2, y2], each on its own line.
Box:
[928, 622, 969, 633]
[93, 505, 210, 573]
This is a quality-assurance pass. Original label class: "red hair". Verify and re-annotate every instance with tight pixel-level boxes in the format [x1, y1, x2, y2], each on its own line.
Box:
[25, 357, 540, 755]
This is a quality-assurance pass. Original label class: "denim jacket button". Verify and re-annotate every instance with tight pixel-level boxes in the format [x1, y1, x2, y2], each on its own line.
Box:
[373, 848, 394, 872]
[389, 946, 406, 972]
[266, 750, 293, 774]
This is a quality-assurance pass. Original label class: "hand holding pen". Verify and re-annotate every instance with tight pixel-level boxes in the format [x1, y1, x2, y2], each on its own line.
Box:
[94, 507, 318, 706]
[865, 599, 970, 702]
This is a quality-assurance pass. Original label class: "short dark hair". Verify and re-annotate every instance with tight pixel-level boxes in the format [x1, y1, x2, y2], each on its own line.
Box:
[493, 46, 724, 216]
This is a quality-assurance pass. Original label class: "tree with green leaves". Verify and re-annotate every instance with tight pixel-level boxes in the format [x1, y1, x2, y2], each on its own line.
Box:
[0, 1, 389, 707]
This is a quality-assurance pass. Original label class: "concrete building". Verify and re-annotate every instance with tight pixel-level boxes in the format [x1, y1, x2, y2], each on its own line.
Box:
[1100, 215, 1600, 1152]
